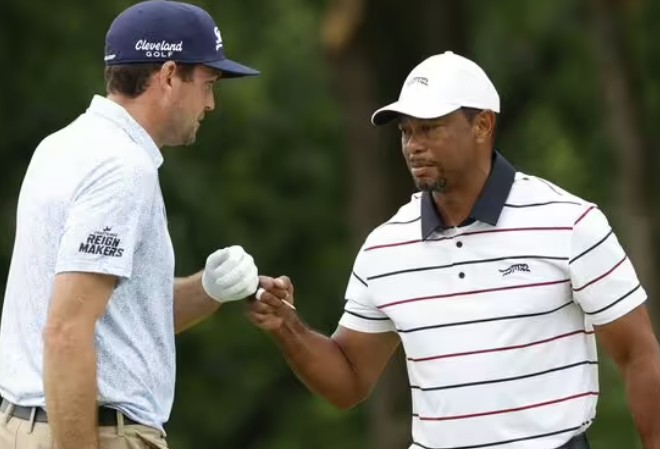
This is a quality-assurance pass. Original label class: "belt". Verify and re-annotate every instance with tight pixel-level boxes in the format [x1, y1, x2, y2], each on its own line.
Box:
[0, 399, 139, 426]
[558, 433, 591, 449]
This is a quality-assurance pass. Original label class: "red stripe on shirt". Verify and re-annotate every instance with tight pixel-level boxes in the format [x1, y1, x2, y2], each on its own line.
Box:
[574, 205, 596, 226]
[573, 255, 627, 292]
[379, 279, 570, 309]
[408, 329, 594, 363]
[417, 391, 599, 421]
[445, 226, 572, 239]
[364, 239, 422, 252]
[363, 227, 572, 252]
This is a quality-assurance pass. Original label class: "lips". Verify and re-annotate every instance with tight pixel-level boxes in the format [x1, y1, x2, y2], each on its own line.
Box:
[411, 166, 434, 177]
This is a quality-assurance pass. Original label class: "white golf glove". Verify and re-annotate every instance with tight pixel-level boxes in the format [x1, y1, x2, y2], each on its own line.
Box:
[202, 245, 259, 303]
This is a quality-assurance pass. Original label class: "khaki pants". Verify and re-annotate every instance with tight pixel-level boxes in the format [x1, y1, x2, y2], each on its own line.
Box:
[0, 404, 168, 449]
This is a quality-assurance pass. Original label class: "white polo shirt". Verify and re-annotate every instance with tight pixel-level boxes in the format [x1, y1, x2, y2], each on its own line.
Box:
[340, 153, 646, 449]
[0, 95, 176, 431]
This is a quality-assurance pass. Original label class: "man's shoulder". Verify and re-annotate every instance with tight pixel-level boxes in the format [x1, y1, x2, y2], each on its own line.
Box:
[503, 171, 602, 229]
[361, 193, 422, 251]
[510, 171, 593, 206]
[36, 114, 153, 174]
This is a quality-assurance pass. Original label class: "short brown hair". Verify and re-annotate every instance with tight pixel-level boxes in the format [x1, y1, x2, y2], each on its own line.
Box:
[460, 107, 483, 123]
[104, 63, 196, 98]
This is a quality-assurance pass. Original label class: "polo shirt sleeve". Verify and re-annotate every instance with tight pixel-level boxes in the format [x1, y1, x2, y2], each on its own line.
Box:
[339, 245, 396, 333]
[55, 157, 158, 279]
[569, 205, 647, 326]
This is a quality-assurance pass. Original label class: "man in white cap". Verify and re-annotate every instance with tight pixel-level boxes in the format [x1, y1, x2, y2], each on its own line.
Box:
[248, 51, 660, 448]
[0, 1, 261, 448]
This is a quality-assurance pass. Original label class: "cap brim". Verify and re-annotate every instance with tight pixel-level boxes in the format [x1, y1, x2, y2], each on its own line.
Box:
[203, 58, 260, 78]
[371, 101, 460, 126]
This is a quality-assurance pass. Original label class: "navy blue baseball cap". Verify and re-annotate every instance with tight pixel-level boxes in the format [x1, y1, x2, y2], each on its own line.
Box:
[104, 0, 259, 78]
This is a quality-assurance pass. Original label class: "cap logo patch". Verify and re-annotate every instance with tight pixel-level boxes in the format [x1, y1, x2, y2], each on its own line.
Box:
[214, 27, 223, 51]
[134, 39, 183, 58]
[406, 76, 429, 87]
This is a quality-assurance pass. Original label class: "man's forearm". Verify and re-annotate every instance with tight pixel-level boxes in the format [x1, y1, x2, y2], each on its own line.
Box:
[271, 317, 364, 409]
[43, 325, 99, 449]
[173, 272, 220, 333]
[623, 355, 660, 449]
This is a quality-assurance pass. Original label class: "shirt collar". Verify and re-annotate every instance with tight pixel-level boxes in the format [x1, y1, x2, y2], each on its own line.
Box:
[420, 151, 516, 239]
[86, 95, 164, 169]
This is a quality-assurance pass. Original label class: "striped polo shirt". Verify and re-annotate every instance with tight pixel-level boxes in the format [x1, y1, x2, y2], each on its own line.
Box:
[339, 152, 646, 449]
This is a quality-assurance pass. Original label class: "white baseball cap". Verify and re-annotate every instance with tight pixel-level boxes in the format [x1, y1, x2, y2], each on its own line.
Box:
[371, 51, 500, 125]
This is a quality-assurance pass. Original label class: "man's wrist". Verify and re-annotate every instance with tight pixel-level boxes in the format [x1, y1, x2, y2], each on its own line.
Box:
[272, 313, 305, 341]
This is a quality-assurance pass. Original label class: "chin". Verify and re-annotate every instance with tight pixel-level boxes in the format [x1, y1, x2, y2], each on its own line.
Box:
[415, 178, 447, 193]
[180, 131, 197, 146]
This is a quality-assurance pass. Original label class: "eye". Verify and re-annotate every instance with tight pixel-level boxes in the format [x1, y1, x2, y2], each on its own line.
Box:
[420, 123, 439, 134]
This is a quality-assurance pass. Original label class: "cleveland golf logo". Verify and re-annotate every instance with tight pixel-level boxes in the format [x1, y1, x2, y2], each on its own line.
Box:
[78, 227, 124, 258]
[135, 39, 183, 58]
[499, 263, 530, 276]
[214, 27, 223, 51]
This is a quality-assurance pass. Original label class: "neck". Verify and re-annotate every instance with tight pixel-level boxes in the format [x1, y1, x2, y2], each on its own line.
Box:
[433, 155, 492, 227]
[106, 93, 165, 148]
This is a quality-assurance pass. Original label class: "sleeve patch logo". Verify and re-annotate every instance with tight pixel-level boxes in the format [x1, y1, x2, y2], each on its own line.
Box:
[78, 226, 124, 257]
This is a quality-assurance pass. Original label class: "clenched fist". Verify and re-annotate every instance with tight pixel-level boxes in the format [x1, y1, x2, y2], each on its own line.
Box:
[247, 276, 295, 331]
[202, 245, 259, 303]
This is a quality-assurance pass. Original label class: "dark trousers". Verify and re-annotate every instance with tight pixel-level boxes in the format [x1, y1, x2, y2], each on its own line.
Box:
[558, 433, 591, 449]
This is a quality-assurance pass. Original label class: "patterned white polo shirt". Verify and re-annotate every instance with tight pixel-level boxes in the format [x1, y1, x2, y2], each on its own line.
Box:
[0, 95, 176, 431]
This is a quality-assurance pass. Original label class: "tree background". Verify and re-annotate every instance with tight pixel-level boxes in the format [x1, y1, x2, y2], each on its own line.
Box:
[1, 0, 658, 448]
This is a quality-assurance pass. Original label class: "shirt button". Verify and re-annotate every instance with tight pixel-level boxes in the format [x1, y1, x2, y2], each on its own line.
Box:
[459, 272, 465, 279]
[456, 241, 463, 248]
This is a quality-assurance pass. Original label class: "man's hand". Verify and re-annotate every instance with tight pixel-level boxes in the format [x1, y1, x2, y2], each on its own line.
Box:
[245, 274, 400, 410]
[247, 276, 295, 332]
[202, 245, 258, 303]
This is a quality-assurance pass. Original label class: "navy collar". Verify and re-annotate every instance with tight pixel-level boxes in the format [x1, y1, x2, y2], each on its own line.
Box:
[421, 151, 516, 239]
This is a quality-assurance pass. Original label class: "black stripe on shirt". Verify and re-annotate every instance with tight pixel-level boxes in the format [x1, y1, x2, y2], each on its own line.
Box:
[398, 301, 573, 334]
[537, 178, 565, 196]
[504, 200, 581, 208]
[384, 216, 421, 225]
[369, 255, 567, 281]
[410, 360, 597, 392]
[344, 310, 390, 321]
[569, 228, 613, 265]
[411, 425, 584, 449]
[352, 271, 368, 287]
[585, 283, 642, 316]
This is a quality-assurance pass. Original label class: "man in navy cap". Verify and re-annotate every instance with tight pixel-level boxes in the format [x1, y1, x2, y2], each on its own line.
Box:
[0, 1, 261, 448]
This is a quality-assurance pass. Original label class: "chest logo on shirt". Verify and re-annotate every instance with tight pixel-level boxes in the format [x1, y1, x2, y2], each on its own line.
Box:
[78, 227, 124, 258]
[499, 263, 530, 276]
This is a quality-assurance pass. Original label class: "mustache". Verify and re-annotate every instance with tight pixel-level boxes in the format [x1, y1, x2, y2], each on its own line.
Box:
[408, 158, 436, 168]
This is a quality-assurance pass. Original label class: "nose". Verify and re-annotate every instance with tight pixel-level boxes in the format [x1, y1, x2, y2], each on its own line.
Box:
[404, 132, 425, 156]
[206, 91, 216, 112]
